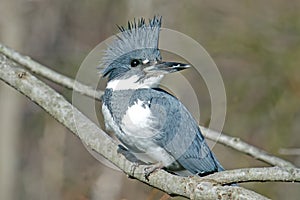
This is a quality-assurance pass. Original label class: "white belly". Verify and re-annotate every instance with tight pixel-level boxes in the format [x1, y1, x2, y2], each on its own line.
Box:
[121, 99, 157, 138]
[102, 103, 176, 167]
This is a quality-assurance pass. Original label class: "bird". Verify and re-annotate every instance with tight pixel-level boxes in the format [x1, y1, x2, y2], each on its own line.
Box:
[100, 16, 224, 177]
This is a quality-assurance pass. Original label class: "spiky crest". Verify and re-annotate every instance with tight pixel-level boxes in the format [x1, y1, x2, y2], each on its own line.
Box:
[101, 16, 162, 69]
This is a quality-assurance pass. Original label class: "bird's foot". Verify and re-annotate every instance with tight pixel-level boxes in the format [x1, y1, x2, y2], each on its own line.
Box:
[129, 162, 141, 177]
[144, 162, 164, 181]
[117, 145, 147, 178]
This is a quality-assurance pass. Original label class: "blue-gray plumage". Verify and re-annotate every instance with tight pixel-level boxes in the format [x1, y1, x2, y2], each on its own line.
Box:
[100, 16, 224, 177]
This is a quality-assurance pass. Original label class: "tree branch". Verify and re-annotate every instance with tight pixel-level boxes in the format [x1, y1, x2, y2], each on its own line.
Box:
[0, 49, 280, 200]
[0, 43, 295, 168]
[0, 43, 103, 101]
[203, 167, 300, 184]
[201, 127, 295, 168]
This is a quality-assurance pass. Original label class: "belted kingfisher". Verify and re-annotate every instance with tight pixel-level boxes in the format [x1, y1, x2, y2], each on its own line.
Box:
[101, 16, 224, 177]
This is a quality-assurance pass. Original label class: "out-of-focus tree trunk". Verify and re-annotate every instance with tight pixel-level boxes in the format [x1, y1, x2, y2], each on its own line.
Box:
[92, 167, 123, 200]
[39, 116, 65, 200]
[0, 0, 24, 199]
[0, 83, 23, 200]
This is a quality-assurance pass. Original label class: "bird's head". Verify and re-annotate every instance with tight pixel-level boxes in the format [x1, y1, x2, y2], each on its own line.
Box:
[101, 16, 190, 90]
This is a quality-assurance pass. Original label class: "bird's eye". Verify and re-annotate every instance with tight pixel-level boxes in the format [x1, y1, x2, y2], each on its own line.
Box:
[130, 59, 140, 67]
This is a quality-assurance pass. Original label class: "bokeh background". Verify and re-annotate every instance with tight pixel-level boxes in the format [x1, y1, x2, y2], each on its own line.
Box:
[1, 0, 300, 199]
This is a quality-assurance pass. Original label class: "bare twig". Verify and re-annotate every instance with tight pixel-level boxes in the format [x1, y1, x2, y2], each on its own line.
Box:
[279, 148, 300, 156]
[0, 44, 295, 169]
[0, 43, 103, 100]
[201, 127, 295, 168]
[0, 50, 275, 200]
[203, 166, 300, 184]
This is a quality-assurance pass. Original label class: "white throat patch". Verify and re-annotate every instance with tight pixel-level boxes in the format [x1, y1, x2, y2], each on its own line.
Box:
[106, 75, 163, 90]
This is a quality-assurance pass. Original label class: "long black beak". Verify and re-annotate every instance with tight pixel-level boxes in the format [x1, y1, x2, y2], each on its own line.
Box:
[146, 61, 190, 73]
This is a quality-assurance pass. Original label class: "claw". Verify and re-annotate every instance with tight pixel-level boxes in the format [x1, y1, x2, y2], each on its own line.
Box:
[129, 162, 140, 177]
[144, 162, 164, 181]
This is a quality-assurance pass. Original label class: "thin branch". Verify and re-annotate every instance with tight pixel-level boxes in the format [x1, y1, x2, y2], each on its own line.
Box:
[0, 44, 295, 169]
[0, 50, 274, 200]
[279, 148, 300, 156]
[201, 127, 295, 168]
[203, 166, 300, 184]
[0, 43, 103, 101]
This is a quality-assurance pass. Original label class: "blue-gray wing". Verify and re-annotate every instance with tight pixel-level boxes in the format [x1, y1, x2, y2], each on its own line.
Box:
[132, 88, 224, 175]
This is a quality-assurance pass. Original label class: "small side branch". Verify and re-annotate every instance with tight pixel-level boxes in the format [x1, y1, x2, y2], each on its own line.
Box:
[201, 127, 295, 168]
[203, 167, 300, 184]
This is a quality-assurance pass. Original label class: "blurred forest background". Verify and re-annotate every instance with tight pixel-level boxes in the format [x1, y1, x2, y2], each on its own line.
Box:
[0, 0, 300, 199]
